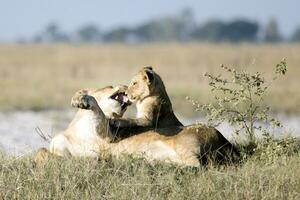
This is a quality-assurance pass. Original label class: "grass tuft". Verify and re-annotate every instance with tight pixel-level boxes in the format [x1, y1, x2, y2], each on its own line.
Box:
[1, 141, 299, 199]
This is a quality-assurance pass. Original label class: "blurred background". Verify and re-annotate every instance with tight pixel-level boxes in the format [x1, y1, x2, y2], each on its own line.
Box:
[0, 0, 299, 154]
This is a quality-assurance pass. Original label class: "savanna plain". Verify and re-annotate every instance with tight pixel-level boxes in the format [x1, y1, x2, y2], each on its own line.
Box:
[0, 43, 299, 199]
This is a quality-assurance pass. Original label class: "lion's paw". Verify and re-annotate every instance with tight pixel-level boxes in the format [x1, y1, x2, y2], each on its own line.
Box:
[71, 93, 96, 110]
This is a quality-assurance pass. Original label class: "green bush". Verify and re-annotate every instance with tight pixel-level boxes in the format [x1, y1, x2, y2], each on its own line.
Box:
[189, 60, 287, 142]
[251, 134, 299, 165]
[189, 59, 300, 161]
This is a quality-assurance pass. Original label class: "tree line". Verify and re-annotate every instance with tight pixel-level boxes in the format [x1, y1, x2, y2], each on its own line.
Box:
[27, 9, 300, 44]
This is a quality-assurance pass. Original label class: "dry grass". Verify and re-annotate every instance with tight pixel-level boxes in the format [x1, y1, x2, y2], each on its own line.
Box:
[0, 43, 299, 115]
[1, 44, 299, 199]
[0, 152, 299, 199]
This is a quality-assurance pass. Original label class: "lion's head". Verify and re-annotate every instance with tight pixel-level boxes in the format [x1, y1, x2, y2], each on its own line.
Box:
[96, 85, 131, 118]
[126, 67, 166, 102]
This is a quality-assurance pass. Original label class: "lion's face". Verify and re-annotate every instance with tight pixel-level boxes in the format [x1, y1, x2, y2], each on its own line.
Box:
[97, 85, 131, 118]
[126, 67, 154, 102]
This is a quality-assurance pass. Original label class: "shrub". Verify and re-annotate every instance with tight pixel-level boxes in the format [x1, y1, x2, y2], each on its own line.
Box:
[252, 134, 299, 165]
[197, 60, 287, 141]
[188, 59, 298, 160]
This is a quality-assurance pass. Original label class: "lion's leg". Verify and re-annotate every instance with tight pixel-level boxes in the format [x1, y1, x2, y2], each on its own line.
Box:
[71, 91, 112, 139]
[110, 117, 153, 128]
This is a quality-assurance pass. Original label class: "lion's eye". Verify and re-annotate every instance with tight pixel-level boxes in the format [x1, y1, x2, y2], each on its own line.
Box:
[133, 82, 137, 86]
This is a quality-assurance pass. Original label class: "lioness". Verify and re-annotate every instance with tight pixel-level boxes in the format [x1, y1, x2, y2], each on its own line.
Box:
[37, 85, 130, 159]
[111, 67, 183, 129]
[40, 92, 238, 167]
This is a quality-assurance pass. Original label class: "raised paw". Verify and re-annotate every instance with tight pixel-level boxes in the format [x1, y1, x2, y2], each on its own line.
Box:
[71, 93, 96, 110]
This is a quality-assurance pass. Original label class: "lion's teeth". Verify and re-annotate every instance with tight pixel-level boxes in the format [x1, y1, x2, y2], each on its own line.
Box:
[123, 96, 129, 102]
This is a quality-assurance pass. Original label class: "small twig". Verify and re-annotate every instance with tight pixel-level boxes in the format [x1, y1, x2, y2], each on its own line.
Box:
[35, 126, 52, 143]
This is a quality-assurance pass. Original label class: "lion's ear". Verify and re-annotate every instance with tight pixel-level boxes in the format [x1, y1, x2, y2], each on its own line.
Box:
[143, 68, 154, 84]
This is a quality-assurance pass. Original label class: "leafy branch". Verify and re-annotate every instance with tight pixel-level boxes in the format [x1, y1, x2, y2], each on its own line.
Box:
[191, 59, 287, 144]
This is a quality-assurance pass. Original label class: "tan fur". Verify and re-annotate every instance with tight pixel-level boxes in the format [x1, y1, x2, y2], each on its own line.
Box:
[111, 67, 183, 129]
[35, 85, 128, 165]
[35, 86, 237, 167]
[109, 124, 236, 166]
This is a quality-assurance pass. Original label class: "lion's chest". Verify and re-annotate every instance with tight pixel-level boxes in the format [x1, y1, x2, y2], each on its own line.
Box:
[136, 103, 146, 118]
[136, 99, 155, 118]
[74, 113, 99, 141]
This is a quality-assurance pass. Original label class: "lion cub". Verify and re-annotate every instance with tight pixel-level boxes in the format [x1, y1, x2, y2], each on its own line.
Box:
[111, 67, 182, 129]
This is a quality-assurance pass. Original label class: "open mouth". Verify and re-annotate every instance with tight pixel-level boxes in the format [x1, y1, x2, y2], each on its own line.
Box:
[110, 91, 131, 110]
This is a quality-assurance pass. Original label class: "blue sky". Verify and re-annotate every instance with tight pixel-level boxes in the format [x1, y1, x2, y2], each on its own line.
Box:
[0, 0, 299, 41]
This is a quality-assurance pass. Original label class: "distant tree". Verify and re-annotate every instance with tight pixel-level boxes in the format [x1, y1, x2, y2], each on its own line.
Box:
[264, 19, 282, 42]
[32, 35, 42, 43]
[132, 8, 195, 42]
[34, 22, 70, 43]
[221, 19, 259, 42]
[46, 23, 59, 37]
[103, 27, 132, 42]
[178, 8, 196, 41]
[134, 17, 184, 42]
[27, 11, 266, 44]
[191, 20, 225, 42]
[45, 23, 70, 42]
[191, 19, 259, 42]
[77, 25, 102, 42]
[102, 9, 195, 43]
[290, 27, 300, 42]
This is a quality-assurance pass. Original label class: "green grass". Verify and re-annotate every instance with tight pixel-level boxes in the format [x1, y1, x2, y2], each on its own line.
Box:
[1, 150, 299, 200]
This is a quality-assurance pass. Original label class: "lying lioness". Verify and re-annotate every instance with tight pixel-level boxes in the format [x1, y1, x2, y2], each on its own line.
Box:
[45, 85, 131, 158]
[36, 86, 238, 167]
